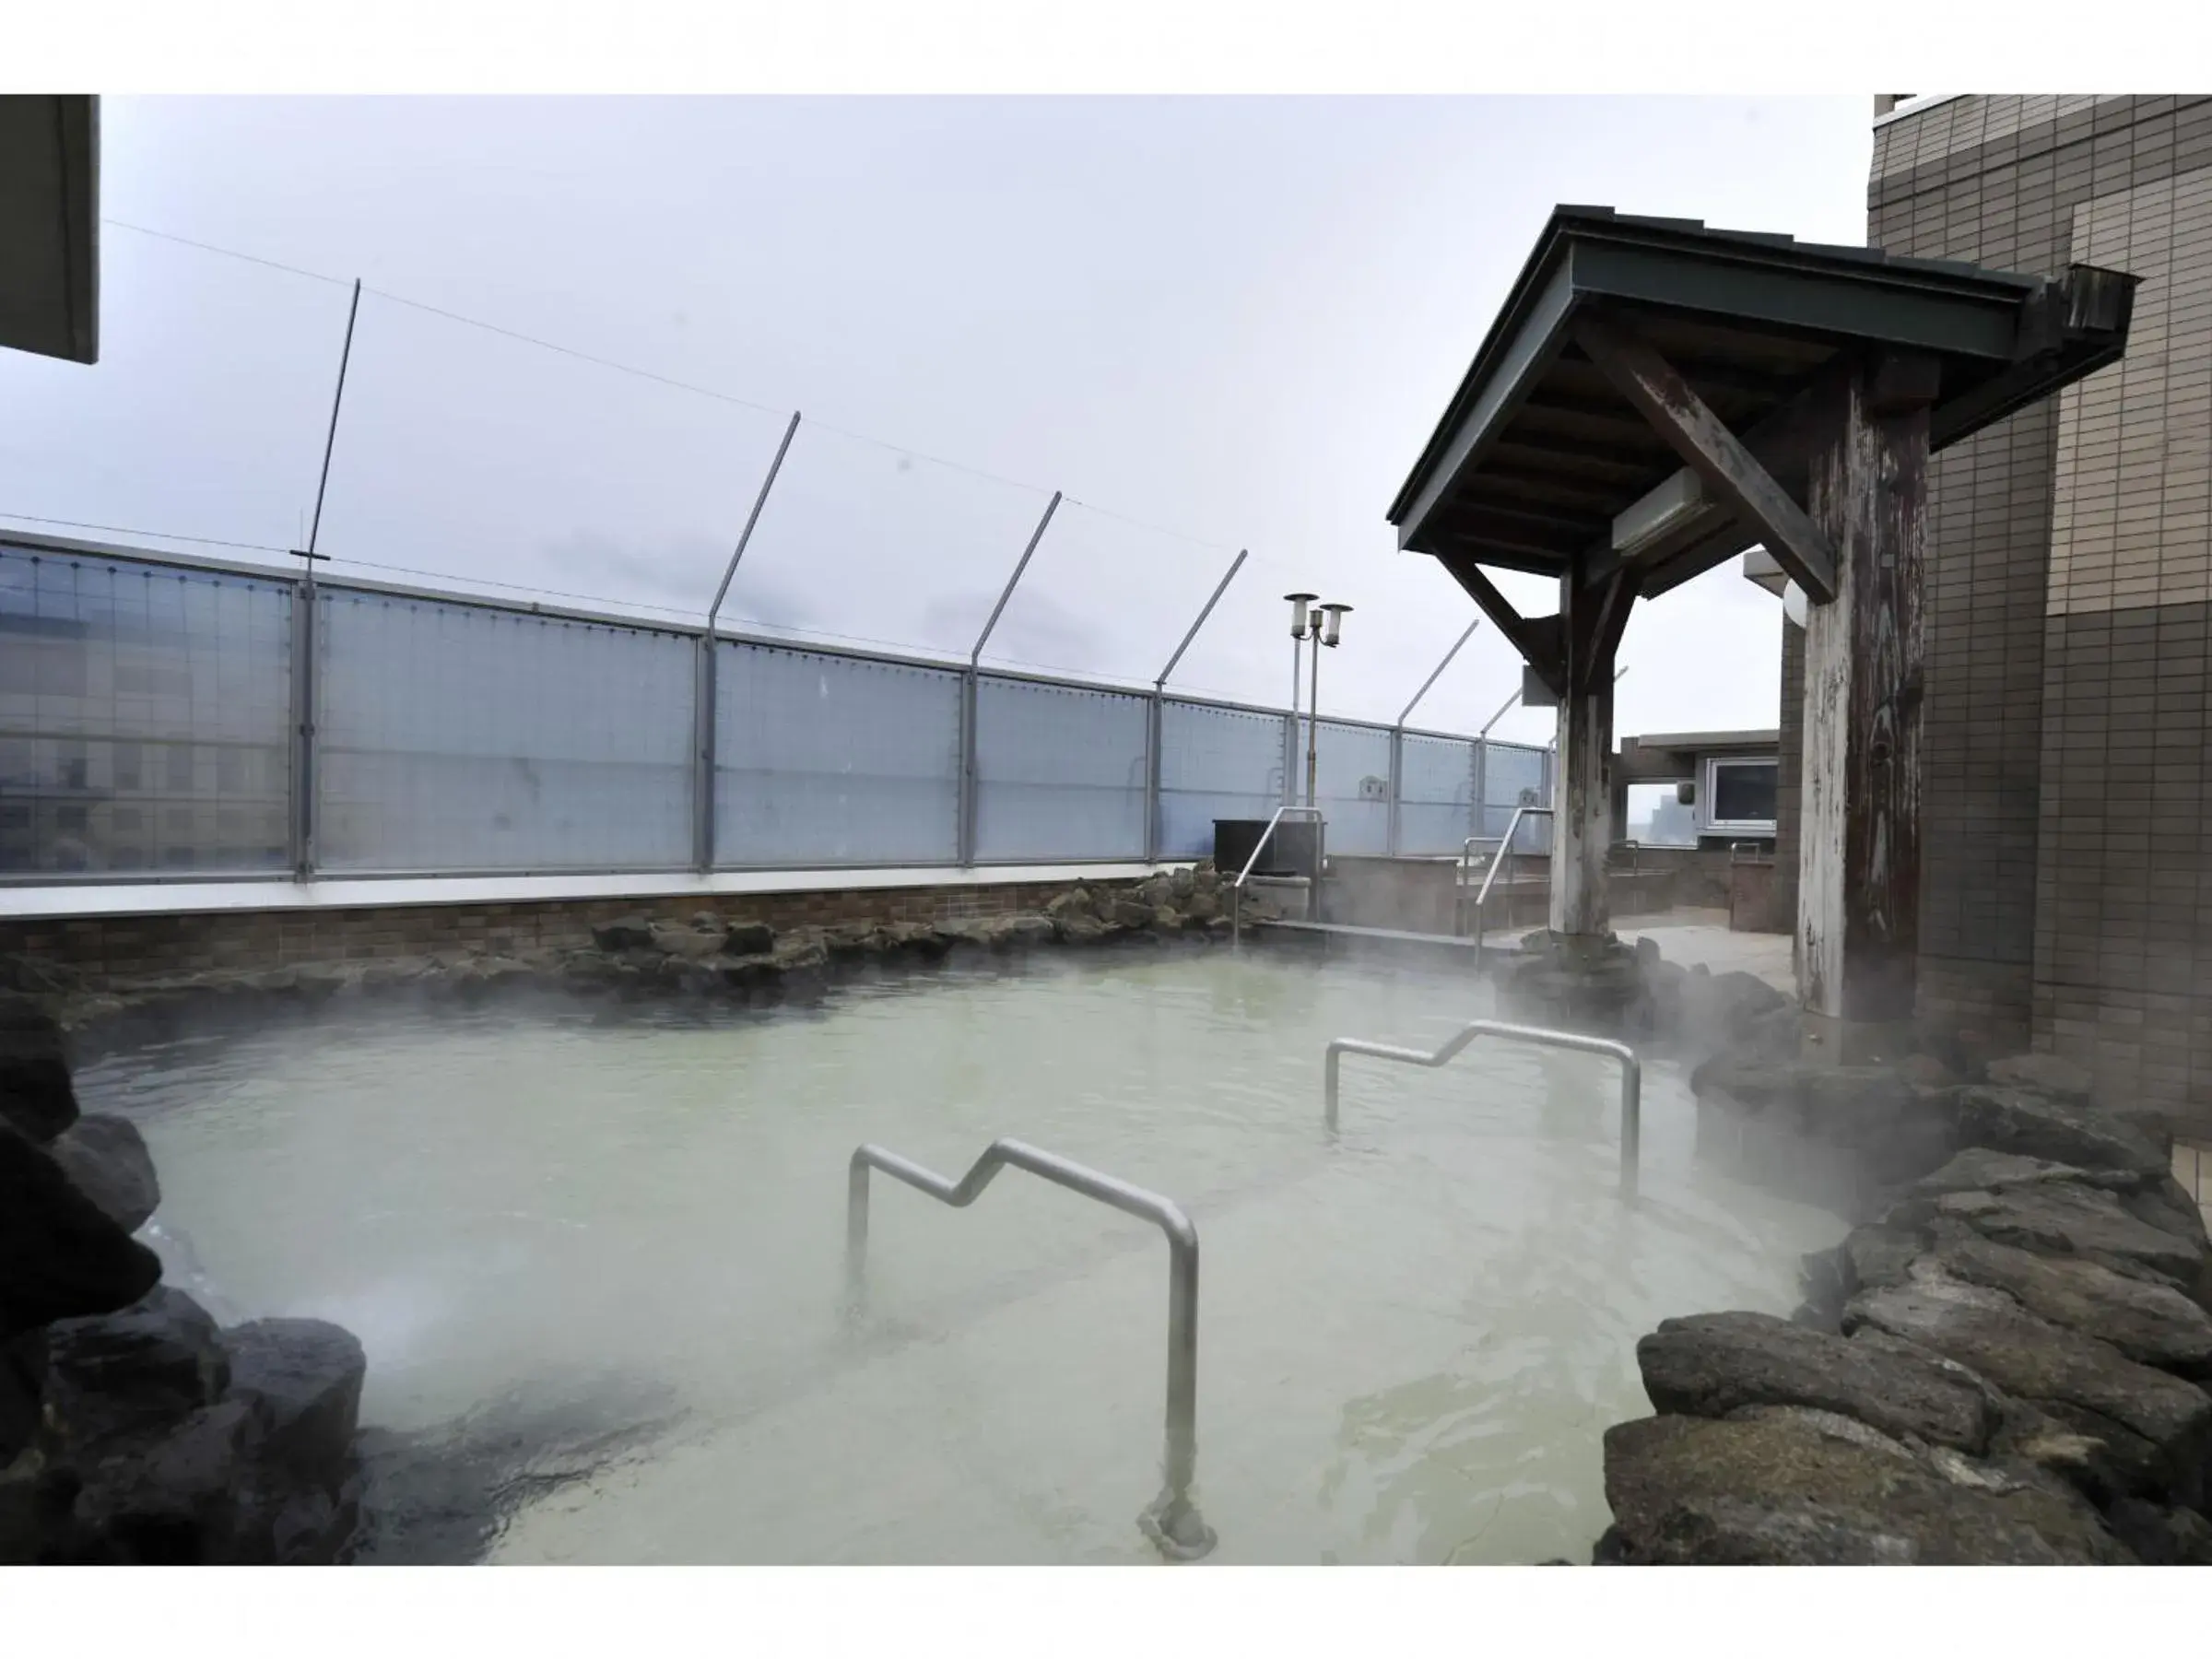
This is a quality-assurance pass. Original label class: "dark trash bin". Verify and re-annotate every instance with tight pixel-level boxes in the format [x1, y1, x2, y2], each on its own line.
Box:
[1213, 818, 1322, 880]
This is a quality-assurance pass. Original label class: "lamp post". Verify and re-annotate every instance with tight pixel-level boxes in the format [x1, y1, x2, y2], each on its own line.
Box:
[1284, 594, 1317, 807]
[1307, 603, 1352, 807]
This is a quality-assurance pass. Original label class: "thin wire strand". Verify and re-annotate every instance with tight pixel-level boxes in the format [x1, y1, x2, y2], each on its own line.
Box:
[0, 511, 295, 557]
[1062, 496, 1242, 556]
[361, 288, 789, 420]
[101, 218, 355, 288]
[102, 217, 1055, 499]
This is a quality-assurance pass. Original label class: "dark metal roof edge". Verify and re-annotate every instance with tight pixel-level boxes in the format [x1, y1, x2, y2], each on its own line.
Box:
[1386, 205, 2054, 532]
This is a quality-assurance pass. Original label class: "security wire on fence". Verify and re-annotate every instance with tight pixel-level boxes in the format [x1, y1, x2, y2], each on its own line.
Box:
[15, 220, 1257, 693]
[1, 219, 1559, 883]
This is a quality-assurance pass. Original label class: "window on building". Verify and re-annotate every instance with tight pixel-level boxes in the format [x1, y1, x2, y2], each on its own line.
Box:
[1708, 758, 1779, 830]
[113, 741, 142, 791]
[1625, 782, 1698, 847]
[165, 745, 195, 793]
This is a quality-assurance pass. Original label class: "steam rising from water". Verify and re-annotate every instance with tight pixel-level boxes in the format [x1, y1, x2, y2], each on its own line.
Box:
[80, 951, 1836, 1563]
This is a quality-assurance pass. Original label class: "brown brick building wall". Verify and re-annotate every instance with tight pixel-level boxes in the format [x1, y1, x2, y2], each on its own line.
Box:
[1776, 95, 2212, 1133]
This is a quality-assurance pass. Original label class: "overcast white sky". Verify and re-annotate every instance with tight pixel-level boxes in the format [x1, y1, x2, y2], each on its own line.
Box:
[0, 96, 1877, 745]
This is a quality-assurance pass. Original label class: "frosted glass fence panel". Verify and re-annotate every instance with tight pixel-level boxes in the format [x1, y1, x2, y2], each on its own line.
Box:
[1156, 700, 1286, 859]
[315, 590, 694, 872]
[1310, 720, 1392, 855]
[1397, 733, 1477, 855]
[0, 544, 292, 876]
[1484, 741, 1551, 851]
[973, 677, 1147, 862]
[713, 642, 961, 866]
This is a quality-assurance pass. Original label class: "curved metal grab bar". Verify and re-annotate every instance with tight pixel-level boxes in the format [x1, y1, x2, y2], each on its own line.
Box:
[844, 1136, 1216, 1561]
[1324, 1018, 1641, 1200]
[1456, 835, 1502, 935]
[1468, 804, 1553, 954]
[1229, 804, 1324, 946]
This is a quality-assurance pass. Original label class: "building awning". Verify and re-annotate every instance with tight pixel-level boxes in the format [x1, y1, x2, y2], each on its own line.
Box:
[0, 95, 100, 365]
[1386, 206, 2136, 607]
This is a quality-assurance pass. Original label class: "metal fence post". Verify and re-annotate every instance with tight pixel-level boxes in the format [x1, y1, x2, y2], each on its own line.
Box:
[700, 410, 802, 873]
[692, 632, 718, 873]
[1385, 728, 1403, 856]
[1145, 691, 1164, 864]
[963, 490, 1063, 869]
[288, 276, 360, 882]
[1150, 548, 1246, 868]
[289, 576, 317, 880]
[1470, 738, 1485, 843]
[958, 668, 979, 867]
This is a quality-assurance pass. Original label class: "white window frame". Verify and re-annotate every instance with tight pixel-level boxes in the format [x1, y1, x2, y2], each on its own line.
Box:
[1702, 754, 1778, 839]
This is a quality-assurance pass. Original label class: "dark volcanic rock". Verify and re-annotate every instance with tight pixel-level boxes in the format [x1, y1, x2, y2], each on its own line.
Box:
[1, 1126, 163, 1337]
[1947, 1085, 2170, 1180]
[1907, 1147, 2143, 1197]
[1043, 888, 1095, 921]
[1690, 1056, 1954, 1205]
[0, 994, 78, 1143]
[1984, 1053, 2094, 1103]
[1635, 1311, 1994, 1452]
[44, 1287, 230, 1455]
[223, 1319, 368, 1493]
[1053, 914, 1108, 947]
[1598, 1410, 2131, 1565]
[46, 1113, 161, 1233]
[1109, 897, 1156, 930]
[1923, 1182, 2206, 1289]
[589, 916, 656, 953]
[1845, 1276, 2212, 1502]
[65, 1396, 258, 1565]
[2, 1331, 46, 1463]
[1677, 970, 1790, 1044]
[2105, 1498, 2212, 1565]
[1842, 1224, 1926, 1294]
[1929, 1234, 2212, 1377]
[723, 921, 775, 957]
[2124, 1178, 2210, 1252]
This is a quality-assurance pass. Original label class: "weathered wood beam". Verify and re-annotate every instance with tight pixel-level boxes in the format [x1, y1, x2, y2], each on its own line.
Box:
[1797, 353, 1936, 1041]
[1548, 565, 1616, 938]
[1565, 564, 1634, 696]
[1432, 499, 1608, 543]
[1580, 372, 1831, 592]
[1571, 311, 1839, 603]
[1432, 550, 1567, 696]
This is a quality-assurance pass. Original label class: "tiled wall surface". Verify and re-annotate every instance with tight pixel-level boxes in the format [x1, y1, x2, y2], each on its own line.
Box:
[1826, 92, 2212, 1132]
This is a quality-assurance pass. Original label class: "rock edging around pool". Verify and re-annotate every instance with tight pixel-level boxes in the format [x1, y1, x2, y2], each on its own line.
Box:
[15, 865, 1272, 1052]
[3, 994, 368, 1564]
[1594, 1042, 2212, 1565]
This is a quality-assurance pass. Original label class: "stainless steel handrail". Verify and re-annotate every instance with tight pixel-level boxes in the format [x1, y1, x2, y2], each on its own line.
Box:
[1229, 805, 1324, 946]
[1324, 1018, 1641, 1200]
[1468, 804, 1553, 955]
[1455, 835, 1503, 935]
[844, 1136, 1216, 1561]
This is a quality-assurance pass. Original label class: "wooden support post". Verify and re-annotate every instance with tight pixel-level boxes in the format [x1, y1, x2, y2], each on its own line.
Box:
[1796, 353, 1934, 1057]
[1548, 568, 1630, 939]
